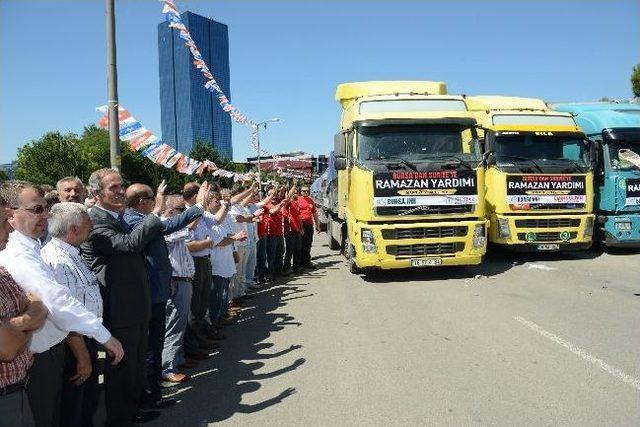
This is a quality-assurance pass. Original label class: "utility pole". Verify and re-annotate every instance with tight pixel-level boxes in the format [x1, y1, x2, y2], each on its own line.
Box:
[254, 118, 280, 196]
[106, 0, 121, 170]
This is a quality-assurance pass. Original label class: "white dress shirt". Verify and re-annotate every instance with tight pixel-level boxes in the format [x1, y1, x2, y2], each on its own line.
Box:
[41, 237, 103, 318]
[210, 215, 236, 278]
[229, 204, 249, 247]
[165, 228, 195, 278]
[0, 231, 111, 353]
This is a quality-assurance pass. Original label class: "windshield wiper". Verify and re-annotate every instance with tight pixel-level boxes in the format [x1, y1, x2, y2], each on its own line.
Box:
[545, 157, 585, 173]
[496, 155, 544, 173]
[417, 153, 474, 170]
[366, 156, 417, 171]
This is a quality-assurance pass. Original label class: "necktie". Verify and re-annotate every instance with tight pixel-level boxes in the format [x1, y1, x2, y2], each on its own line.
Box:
[117, 214, 132, 233]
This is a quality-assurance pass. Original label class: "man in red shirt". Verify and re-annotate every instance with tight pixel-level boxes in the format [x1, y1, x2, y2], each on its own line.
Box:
[282, 190, 303, 275]
[296, 185, 321, 268]
[264, 186, 286, 279]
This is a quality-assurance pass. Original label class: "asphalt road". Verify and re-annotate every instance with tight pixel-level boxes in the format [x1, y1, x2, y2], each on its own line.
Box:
[151, 238, 640, 427]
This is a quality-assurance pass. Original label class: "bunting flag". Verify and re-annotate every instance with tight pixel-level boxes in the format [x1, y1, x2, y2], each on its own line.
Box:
[96, 104, 259, 180]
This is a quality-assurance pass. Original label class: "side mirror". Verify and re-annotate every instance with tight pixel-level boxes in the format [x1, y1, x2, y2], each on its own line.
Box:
[335, 157, 347, 170]
[483, 151, 496, 166]
[334, 133, 346, 157]
[587, 139, 599, 171]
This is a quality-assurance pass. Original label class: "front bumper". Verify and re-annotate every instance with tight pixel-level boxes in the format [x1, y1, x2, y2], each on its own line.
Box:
[488, 213, 594, 251]
[599, 213, 640, 248]
[349, 218, 489, 269]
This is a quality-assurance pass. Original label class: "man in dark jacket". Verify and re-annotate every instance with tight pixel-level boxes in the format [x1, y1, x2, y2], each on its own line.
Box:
[81, 169, 165, 426]
[123, 181, 208, 407]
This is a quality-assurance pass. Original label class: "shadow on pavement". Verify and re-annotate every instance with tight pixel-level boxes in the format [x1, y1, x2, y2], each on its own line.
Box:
[151, 271, 321, 425]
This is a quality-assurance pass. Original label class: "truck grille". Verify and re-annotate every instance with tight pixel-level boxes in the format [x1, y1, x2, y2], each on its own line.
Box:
[375, 205, 475, 216]
[514, 218, 581, 229]
[516, 231, 578, 242]
[386, 242, 464, 257]
[382, 226, 468, 240]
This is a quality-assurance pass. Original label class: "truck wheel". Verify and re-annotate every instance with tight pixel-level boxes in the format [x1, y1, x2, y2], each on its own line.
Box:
[346, 234, 362, 274]
[327, 220, 340, 250]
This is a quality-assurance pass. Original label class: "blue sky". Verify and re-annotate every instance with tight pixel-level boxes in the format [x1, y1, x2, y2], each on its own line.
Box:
[1, 0, 638, 164]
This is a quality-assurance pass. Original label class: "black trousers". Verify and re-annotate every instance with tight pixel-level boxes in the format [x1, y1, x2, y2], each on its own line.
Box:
[105, 322, 147, 427]
[144, 302, 166, 403]
[27, 341, 65, 427]
[301, 223, 314, 266]
[284, 231, 302, 270]
[191, 256, 212, 335]
[61, 338, 101, 427]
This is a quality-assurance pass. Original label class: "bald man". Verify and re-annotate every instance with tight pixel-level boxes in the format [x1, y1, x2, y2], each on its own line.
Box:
[123, 182, 209, 408]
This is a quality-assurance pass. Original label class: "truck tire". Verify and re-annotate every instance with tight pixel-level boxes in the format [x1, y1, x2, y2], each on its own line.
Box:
[346, 233, 363, 274]
[327, 219, 340, 250]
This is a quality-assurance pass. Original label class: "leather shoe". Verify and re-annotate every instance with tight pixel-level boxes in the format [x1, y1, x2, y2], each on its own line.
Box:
[142, 397, 177, 408]
[132, 410, 160, 424]
[218, 318, 234, 326]
[162, 373, 190, 384]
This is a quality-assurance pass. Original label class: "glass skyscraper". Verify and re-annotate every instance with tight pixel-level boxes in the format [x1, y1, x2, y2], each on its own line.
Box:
[158, 12, 232, 160]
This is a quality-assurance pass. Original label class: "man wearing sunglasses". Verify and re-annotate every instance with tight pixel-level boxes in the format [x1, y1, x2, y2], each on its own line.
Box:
[122, 181, 209, 408]
[0, 180, 124, 427]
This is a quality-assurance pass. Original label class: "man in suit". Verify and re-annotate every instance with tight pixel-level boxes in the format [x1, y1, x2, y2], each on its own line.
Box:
[81, 168, 165, 426]
[123, 181, 209, 405]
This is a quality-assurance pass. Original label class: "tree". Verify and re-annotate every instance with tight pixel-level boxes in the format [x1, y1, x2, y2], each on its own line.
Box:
[0, 170, 9, 181]
[632, 64, 640, 98]
[15, 131, 90, 185]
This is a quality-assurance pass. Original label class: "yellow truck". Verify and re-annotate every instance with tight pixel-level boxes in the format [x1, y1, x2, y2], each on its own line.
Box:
[326, 81, 488, 273]
[467, 96, 595, 251]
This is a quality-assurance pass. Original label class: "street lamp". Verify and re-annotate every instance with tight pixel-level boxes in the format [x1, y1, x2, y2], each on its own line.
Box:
[255, 118, 280, 194]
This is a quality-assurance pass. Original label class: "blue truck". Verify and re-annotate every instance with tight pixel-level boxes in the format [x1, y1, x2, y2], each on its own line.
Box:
[553, 103, 640, 247]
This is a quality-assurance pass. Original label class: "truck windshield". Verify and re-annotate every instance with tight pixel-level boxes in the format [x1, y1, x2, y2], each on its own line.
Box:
[607, 141, 640, 170]
[357, 124, 479, 162]
[495, 134, 588, 167]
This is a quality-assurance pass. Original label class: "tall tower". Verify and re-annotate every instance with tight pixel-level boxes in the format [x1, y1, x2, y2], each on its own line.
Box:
[158, 11, 232, 159]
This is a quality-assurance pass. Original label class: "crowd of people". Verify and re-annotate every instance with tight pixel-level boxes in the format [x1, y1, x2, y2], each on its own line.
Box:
[0, 168, 321, 427]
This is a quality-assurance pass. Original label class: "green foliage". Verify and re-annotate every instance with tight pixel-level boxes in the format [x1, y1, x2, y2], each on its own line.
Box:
[14, 126, 246, 194]
[15, 131, 90, 185]
[0, 170, 10, 181]
[632, 64, 640, 98]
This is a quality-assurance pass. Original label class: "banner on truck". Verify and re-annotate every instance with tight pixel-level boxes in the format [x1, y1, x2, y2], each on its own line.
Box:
[506, 174, 587, 205]
[625, 178, 640, 206]
[373, 170, 478, 207]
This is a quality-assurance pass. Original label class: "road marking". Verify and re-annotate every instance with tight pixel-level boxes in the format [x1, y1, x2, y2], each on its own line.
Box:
[513, 316, 640, 391]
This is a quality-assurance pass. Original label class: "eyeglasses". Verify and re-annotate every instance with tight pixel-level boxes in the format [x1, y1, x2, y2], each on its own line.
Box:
[141, 196, 154, 201]
[300, 190, 309, 193]
[13, 205, 49, 215]
[176, 207, 187, 212]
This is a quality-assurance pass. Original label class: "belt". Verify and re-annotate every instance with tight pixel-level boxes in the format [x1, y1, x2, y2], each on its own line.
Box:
[192, 255, 209, 260]
[0, 377, 28, 396]
[171, 276, 192, 281]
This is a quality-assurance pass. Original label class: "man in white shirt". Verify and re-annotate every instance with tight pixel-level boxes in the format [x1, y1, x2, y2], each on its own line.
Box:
[41, 202, 106, 426]
[0, 181, 123, 427]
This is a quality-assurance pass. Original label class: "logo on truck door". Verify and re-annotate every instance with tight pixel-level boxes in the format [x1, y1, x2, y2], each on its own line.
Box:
[373, 170, 478, 206]
[625, 178, 640, 206]
[506, 175, 587, 205]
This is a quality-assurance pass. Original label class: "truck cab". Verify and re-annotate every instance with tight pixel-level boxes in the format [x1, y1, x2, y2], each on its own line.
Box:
[553, 103, 640, 247]
[327, 81, 488, 273]
[467, 96, 595, 251]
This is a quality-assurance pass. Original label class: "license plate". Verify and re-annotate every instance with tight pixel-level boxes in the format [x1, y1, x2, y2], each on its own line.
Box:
[411, 258, 442, 267]
[537, 244, 559, 251]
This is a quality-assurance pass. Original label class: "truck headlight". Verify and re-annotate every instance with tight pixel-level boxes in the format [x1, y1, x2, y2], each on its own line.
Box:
[584, 217, 595, 238]
[472, 224, 486, 249]
[361, 229, 377, 253]
[497, 218, 511, 239]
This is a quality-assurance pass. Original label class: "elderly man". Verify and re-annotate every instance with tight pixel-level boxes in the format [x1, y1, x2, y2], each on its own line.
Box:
[0, 181, 123, 427]
[123, 181, 208, 406]
[56, 177, 86, 204]
[81, 169, 165, 426]
[41, 202, 106, 426]
[0, 195, 48, 427]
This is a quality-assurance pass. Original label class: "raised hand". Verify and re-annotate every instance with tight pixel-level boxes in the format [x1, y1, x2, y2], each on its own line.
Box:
[153, 180, 168, 214]
[196, 181, 210, 206]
